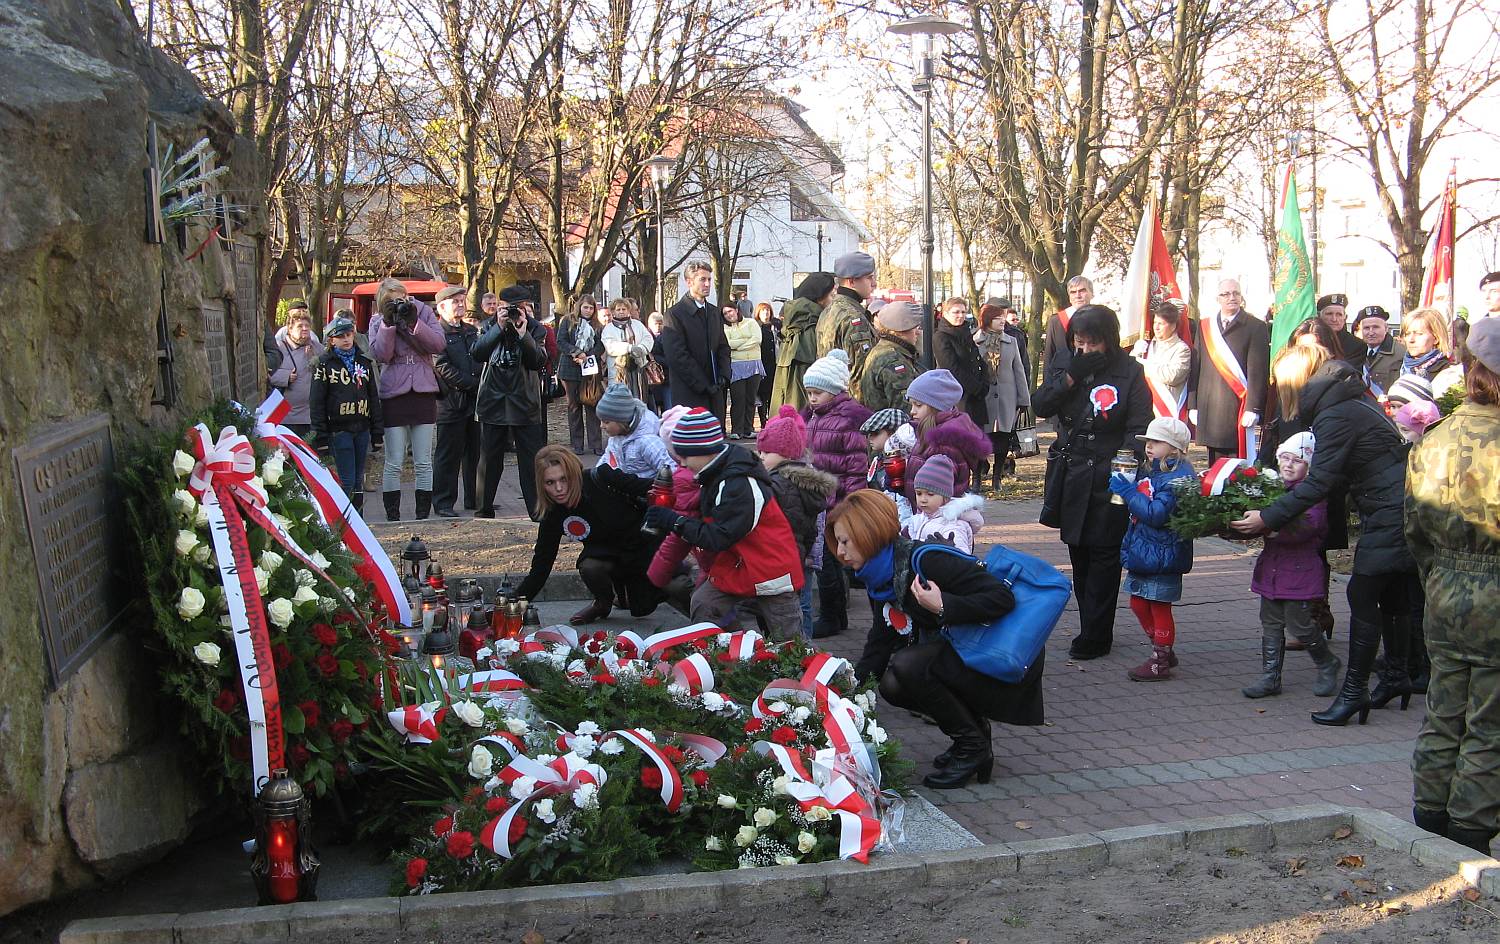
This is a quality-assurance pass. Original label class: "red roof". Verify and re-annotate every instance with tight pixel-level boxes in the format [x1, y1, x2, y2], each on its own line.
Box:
[347, 279, 450, 298]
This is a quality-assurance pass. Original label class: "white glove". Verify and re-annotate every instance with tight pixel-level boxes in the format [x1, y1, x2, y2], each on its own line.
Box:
[1240, 411, 1259, 428]
[1188, 409, 1199, 425]
[1130, 339, 1149, 359]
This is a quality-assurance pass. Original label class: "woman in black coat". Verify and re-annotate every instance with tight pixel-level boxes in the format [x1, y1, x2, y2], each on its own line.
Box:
[557, 297, 606, 455]
[934, 298, 992, 473]
[1032, 306, 1152, 660]
[828, 491, 1045, 791]
[1232, 348, 1416, 725]
[753, 302, 779, 427]
[517, 444, 664, 625]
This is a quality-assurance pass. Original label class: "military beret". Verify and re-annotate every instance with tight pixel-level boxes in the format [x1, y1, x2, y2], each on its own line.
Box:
[1480, 272, 1500, 289]
[1352, 305, 1389, 326]
[1316, 293, 1347, 311]
[833, 251, 876, 279]
[1469, 316, 1500, 374]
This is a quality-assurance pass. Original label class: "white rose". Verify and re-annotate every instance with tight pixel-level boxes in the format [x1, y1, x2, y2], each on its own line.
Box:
[451, 701, 485, 727]
[772, 775, 791, 796]
[259, 550, 283, 573]
[804, 805, 832, 823]
[292, 585, 319, 605]
[193, 544, 212, 565]
[193, 641, 220, 666]
[599, 738, 624, 756]
[753, 807, 777, 828]
[177, 587, 206, 619]
[494, 638, 520, 657]
[790, 706, 811, 724]
[701, 692, 725, 712]
[505, 718, 529, 736]
[261, 453, 285, 486]
[271, 512, 292, 531]
[475, 647, 494, 662]
[510, 776, 537, 800]
[173, 489, 197, 517]
[309, 550, 330, 570]
[175, 530, 198, 557]
[172, 450, 196, 478]
[572, 783, 598, 809]
[769, 700, 789, 714]
[774, 854, 799, 866]
[194, 502, 210, 528]
[854, 692, 874, 712]
[715, 633, 731, 647]
[266, 598, 294, 629]
[636, 729, 655, 742]
[704, 835, 724, 852]
[571, 734, 597, 758]
[575, 720, 601, 736]
[253, 568, 270, 595]
[467, 744, 494, 779]
[295, 569, 316, 588]
[536, 799, 557, 824]
[866, 723, 888, 745]
[716, 795, 739, 810]
[735, 825, 758, 847]
[797, 831, 816, 854]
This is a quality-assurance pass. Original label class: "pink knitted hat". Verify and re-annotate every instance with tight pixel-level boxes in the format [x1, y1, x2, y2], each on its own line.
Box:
[756, 404, 808, 458]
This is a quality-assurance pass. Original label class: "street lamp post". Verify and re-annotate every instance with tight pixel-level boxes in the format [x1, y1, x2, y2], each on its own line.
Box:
[888, 15, 965, 369]
[645, 155, 677, 317]
[816, 222, 825, 271]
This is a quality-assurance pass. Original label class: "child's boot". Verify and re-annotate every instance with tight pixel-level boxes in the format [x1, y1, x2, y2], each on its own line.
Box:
[1242, 631, 1284, 698]
[1128, 646, 1172, 682]
[1297, 627, 1343, 697]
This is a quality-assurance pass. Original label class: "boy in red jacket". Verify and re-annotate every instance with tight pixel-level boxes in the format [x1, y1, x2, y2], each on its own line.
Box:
[643, 409, 805, 639]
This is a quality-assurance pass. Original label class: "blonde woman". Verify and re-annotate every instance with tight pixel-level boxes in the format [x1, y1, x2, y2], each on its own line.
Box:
[600, 297, 654, 400]
[1399, 307, 1453, 383]
[369, 278, 445, 520]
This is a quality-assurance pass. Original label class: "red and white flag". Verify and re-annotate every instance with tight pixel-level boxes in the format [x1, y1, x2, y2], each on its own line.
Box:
[1120, 193, 1191, 420]
[1422, 166, 1457, 316]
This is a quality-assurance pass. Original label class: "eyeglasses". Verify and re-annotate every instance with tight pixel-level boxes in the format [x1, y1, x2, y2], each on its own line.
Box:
[1218, 291, 1242, 298]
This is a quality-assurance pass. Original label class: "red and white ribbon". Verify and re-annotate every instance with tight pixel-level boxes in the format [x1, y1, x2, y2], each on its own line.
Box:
[615, 622, 723, 661]
[1199, 316, 1259, 463]
[456, 669, 528, 693]
[724, 630, 763, 660]
[751, 744, 880, 862]
[801, 652, 852, 691]
[482, 752, 608, 858]
[603, 729, 685, 812]
[753, 741, 813, 781]
[253, 392, 411, 624]
[671, 653, 716, 693]
[388, 703, 446, 744]
[1201, 457, 1245, 496]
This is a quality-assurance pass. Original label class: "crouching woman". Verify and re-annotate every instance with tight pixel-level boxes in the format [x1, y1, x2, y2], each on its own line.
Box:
[826, 490, 1045, 791]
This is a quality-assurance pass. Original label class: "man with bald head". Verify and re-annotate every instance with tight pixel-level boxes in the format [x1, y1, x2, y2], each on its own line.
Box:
[1188, 279, 1270, 463]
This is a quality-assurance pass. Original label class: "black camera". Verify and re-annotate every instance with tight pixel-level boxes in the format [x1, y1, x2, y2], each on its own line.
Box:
[384, 298, 417, 324]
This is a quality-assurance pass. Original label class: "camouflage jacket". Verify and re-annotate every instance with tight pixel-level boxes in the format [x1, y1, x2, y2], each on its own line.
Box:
[815, 289, 876, 366]
[857, 332, 923, 412]
[1404, 401, 1500, 664]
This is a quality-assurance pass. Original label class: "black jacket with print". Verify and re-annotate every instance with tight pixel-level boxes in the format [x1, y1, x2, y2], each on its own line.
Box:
[309, 347, 383, 442]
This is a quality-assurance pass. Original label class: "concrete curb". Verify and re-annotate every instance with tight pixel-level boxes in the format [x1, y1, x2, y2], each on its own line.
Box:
[58, 804, 1498, 943]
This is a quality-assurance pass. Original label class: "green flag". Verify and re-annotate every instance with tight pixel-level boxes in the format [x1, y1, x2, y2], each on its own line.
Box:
[1271, 167, 1316, 356]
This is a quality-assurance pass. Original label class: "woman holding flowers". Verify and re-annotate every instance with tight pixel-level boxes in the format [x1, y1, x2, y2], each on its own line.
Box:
[1231, 345, 1416, 727]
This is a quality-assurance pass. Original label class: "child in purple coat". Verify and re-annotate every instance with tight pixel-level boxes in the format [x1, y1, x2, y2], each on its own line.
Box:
[1242, 432, 1343, 699]
[801, 349, 872, 638]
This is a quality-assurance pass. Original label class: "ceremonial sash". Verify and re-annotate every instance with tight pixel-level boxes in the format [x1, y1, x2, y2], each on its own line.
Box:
[1142, 340, 1188, 422]
[1200, 316, 1258, 464]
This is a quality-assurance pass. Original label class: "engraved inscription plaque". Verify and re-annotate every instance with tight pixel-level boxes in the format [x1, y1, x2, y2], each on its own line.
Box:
[13, 415, 128, 687]
[232, 239, 261, 401]
[203, 298, 232, 398]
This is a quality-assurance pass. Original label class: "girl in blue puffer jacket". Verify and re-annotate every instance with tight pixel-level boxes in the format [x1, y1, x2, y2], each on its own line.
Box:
[1108, 417, 1196, 682]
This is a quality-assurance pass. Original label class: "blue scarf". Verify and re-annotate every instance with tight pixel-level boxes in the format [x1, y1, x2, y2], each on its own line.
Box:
[1403, 348, 1445, 378]
[855, 544, 898, 603]
[333, 345, 358, 375]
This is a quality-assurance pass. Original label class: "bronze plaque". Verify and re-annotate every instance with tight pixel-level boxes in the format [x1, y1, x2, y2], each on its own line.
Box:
[13, 415, 128, 687]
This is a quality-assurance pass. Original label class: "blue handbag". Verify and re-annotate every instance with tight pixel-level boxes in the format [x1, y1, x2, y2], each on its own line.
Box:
[910, 543, 1072, 683]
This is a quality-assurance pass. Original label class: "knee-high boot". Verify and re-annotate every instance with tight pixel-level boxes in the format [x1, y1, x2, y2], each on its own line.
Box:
[414, 489, 432, 521]
[1369, 606, 1414, 710]
[382, 490, 401, 522]
[1242, 631, 1284, 698]
[1311, 618, 1378, 726]
[919, 691, 994, 790]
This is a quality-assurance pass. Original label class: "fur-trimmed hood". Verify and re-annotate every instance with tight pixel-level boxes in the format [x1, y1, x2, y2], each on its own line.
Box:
[920, 409, 991, 465]
[774, 459, 837, 503]
[939, 491, 984, 521]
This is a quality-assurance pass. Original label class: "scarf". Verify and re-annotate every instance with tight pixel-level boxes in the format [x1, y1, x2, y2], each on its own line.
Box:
[1403, 348, 1445, 378]
[855, 543, 898, 603]
[333, 345, 358, 375]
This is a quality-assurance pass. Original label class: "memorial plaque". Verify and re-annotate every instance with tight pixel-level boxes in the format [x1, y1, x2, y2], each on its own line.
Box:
[232, 239, 261, 401]
[202, 298, 232, 398]
[13, 415, 128, 687]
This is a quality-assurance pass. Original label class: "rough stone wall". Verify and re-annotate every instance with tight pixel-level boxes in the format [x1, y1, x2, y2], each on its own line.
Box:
[0, 0, 263, 915]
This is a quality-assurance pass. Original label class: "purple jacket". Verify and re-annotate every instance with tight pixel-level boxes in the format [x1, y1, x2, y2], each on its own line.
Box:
[1251, 499, 1329, 600]
[906, 409, 991, 501]
[804, 392, 872, 501]
[370, 300, 446, 398]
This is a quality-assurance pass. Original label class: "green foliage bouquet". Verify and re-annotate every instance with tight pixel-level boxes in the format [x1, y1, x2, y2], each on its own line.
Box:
[1167, 460, 1288, 540]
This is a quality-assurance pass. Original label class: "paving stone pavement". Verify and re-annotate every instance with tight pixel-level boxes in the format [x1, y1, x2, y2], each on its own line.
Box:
[815, 498, 1424, 845]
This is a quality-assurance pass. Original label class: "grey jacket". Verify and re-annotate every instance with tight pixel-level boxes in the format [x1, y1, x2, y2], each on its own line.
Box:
[978, 328, 1031, 433]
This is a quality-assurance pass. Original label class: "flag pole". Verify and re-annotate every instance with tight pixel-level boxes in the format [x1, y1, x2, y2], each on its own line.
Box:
[1449, 161, 1458, 326]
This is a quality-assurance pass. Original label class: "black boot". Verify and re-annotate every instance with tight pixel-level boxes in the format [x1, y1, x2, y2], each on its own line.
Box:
[351, 492, 365, 516]
[414, 489, 432, 520]
[1407, 577, 1429, 693]
[1413, 805, 1450, 837]
[1312, 619, 1379, 726]
[382, 490, 401, 522]
[990, 465, 1002, 493]
[1446, 826, 1496, 856]
[922, 702, 994, 790]
[1242, 632, 1284, 698]
[934, 717, 990, 769]
[1369, 605, 1414, 709]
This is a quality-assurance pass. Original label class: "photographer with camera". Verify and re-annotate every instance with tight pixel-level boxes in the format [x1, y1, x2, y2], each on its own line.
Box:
[472, 284, 549, 519]
[369, 278, 446, 520]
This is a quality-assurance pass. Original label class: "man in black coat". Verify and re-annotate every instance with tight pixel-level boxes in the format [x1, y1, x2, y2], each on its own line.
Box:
[659, 261, 731, 419]
[934, 297, 992, 485]
[432, 286, 481, 517]
[472, 284, 548, 519]
[1188, 279, 1270, 463]
[1316, 293, 1363, 363]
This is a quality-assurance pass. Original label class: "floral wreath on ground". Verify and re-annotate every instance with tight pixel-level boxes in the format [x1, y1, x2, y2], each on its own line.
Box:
[365, 623, 911, 894]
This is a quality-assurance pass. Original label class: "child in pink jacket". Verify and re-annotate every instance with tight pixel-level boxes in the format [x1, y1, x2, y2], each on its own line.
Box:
[647, 407, 714, 607]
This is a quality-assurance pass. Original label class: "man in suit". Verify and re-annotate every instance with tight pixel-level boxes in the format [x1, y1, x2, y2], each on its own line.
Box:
[1041, 276, 1094, 377]
[659, 260, 732, 419]
[1188, 278, 1270, 463]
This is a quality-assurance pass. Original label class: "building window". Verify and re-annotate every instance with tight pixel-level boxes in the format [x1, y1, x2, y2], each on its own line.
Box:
[789, 185, 821, 222]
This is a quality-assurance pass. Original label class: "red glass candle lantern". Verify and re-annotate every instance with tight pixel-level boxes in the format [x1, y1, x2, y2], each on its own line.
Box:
[251, 769, 319, 904]
[883, 452, 907, 491]
[640, 463, 676, 536]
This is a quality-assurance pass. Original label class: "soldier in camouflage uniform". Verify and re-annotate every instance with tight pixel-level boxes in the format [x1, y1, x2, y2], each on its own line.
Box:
[1406, 317, 1500, 856]
[857, 301, 924, 412]
[816, 252, 878, 376]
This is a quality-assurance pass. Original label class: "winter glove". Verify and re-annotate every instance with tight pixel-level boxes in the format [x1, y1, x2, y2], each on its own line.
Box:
[1107, 472, 1136, 496]
[644, 505, 683, 534]
[1066, 351, 1109, 382]
[1240, 411, 1259, 428]
[1188, 409, 1199, 425]
[370, 434, 383, 451]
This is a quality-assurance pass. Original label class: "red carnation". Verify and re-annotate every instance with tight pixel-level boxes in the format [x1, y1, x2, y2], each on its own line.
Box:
[311, 623, 338, 647]
[212, 689, 239, 713]
[614, 640, 638, 659]
[716, 652, 735, 664]
[690, 770, 709, 788]
[485, 796, 509, 814]
[272, 644, 293, 670]
[405, 858, 428, 888]
[640, 767, 663, 790]
[641, 676, 662, 688]
[333, 612, 358, 625]
[1241, 466, 1259, 478]
[660, 745, 686, 764]
[432, 816, 454, 837]
[744, 718, 764, 734]
[692, 638, 711, 651]
[751, 650, 777, 663]
[446, 831, 475, 858]
[592, 672, 617, 686]
[732, 745, 748, 759]
[316, 651, 338, 677]
[508, 816, 528, 845]
[330, 720, 354, 743]
[466, 785, 484, 802]
[770, 727, 798, 746]
[289, 743, 311, 767]
[298, 700, 320, 729]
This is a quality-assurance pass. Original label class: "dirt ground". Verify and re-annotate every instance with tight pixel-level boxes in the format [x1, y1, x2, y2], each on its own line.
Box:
[306, 838, 1495, 944]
